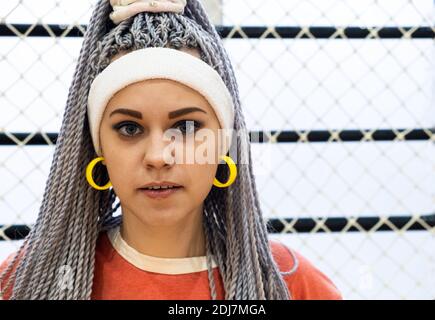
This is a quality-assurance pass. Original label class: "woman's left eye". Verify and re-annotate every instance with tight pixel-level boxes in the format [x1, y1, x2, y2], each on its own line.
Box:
[174, 120, 202, 134]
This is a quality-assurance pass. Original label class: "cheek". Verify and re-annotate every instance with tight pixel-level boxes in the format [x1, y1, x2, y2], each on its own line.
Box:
[189, 129, 221, 163]
[104, 151, 136, 196]
[185, 163, 217, 200]
[101, 125, 136, 179]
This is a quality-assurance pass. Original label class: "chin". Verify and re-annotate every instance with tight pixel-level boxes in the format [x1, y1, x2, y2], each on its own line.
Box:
[137, 209, 187, 227]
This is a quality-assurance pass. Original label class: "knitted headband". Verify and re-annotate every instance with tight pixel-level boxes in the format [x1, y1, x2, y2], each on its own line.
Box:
[87, 47, 235, 157]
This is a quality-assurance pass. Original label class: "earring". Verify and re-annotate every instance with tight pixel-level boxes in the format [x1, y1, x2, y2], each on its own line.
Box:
[213, 155, 237, 188]
[86, 156, 112, 190]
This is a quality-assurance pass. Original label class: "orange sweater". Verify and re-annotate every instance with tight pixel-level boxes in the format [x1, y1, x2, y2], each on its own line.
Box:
[0, 229, 342, 300]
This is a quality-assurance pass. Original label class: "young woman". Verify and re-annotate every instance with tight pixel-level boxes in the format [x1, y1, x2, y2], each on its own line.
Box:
[0, 0, 342, 300]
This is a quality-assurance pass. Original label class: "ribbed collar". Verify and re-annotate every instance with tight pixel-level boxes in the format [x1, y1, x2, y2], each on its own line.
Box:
[107, 225, 218, 275]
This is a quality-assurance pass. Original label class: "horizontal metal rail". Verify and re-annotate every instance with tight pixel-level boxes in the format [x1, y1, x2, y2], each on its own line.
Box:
[1, 213, 434, 240]
[267, 214, 435, 233]
[0, 24, 433, 39]
[0, 128, 434, 146]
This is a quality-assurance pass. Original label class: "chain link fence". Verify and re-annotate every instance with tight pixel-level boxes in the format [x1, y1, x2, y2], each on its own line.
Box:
[0, 0, 434, 299]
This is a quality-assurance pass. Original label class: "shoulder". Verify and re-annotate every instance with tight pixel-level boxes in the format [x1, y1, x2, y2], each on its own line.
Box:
[0, 251, 18, 300]
[0, 248, 26, 300]
[269, 239, 343, 300]
[0, 251, 17, 275]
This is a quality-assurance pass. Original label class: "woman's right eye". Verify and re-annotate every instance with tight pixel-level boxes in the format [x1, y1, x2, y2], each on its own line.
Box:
[113, 122, 143, 137]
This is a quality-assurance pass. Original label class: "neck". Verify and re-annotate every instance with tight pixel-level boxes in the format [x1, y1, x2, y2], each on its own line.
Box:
[119, 206, 206, 258]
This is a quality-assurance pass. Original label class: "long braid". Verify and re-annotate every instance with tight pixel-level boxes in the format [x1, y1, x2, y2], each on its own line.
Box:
[0, 0, 113, 299]
[0, 0, 297, 300]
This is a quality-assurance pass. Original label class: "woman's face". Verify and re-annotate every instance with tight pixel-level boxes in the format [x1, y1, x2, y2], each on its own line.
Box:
[99, 48, 221, 227]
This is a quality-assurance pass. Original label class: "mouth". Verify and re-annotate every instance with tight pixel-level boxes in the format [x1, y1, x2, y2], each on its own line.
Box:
[138, 186, 183, 199]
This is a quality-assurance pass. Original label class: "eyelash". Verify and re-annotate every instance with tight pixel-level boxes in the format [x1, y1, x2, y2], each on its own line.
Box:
[112, 120, 203, 138]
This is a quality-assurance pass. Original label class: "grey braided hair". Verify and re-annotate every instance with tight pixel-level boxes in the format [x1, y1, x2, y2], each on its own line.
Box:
[0, 0, 298, 299]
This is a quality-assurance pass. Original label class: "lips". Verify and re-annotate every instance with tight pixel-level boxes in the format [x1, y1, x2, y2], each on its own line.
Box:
[140, 186, 181, 190]
[139, 181, 183, 189]
[139, 186, 183, 199]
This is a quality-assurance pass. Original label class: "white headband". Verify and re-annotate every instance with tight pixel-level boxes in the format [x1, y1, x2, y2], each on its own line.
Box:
[87, 47, 235, 157]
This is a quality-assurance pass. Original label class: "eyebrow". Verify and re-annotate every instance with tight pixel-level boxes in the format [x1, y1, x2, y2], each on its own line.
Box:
[109, 107, 207, 119]
[168, 107, 207, 119]
[110, 108, 142, 119]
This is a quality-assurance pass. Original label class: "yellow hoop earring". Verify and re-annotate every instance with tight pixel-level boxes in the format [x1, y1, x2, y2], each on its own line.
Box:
[213, 155, 237, 188]
[86, 156, 112, 191]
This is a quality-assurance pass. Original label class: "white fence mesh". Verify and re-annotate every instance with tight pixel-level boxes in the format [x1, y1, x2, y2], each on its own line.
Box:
[0, 0, 434, 299]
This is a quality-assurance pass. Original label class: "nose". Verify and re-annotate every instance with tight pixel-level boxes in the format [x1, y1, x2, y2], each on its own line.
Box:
[142, 129, 175, 170]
